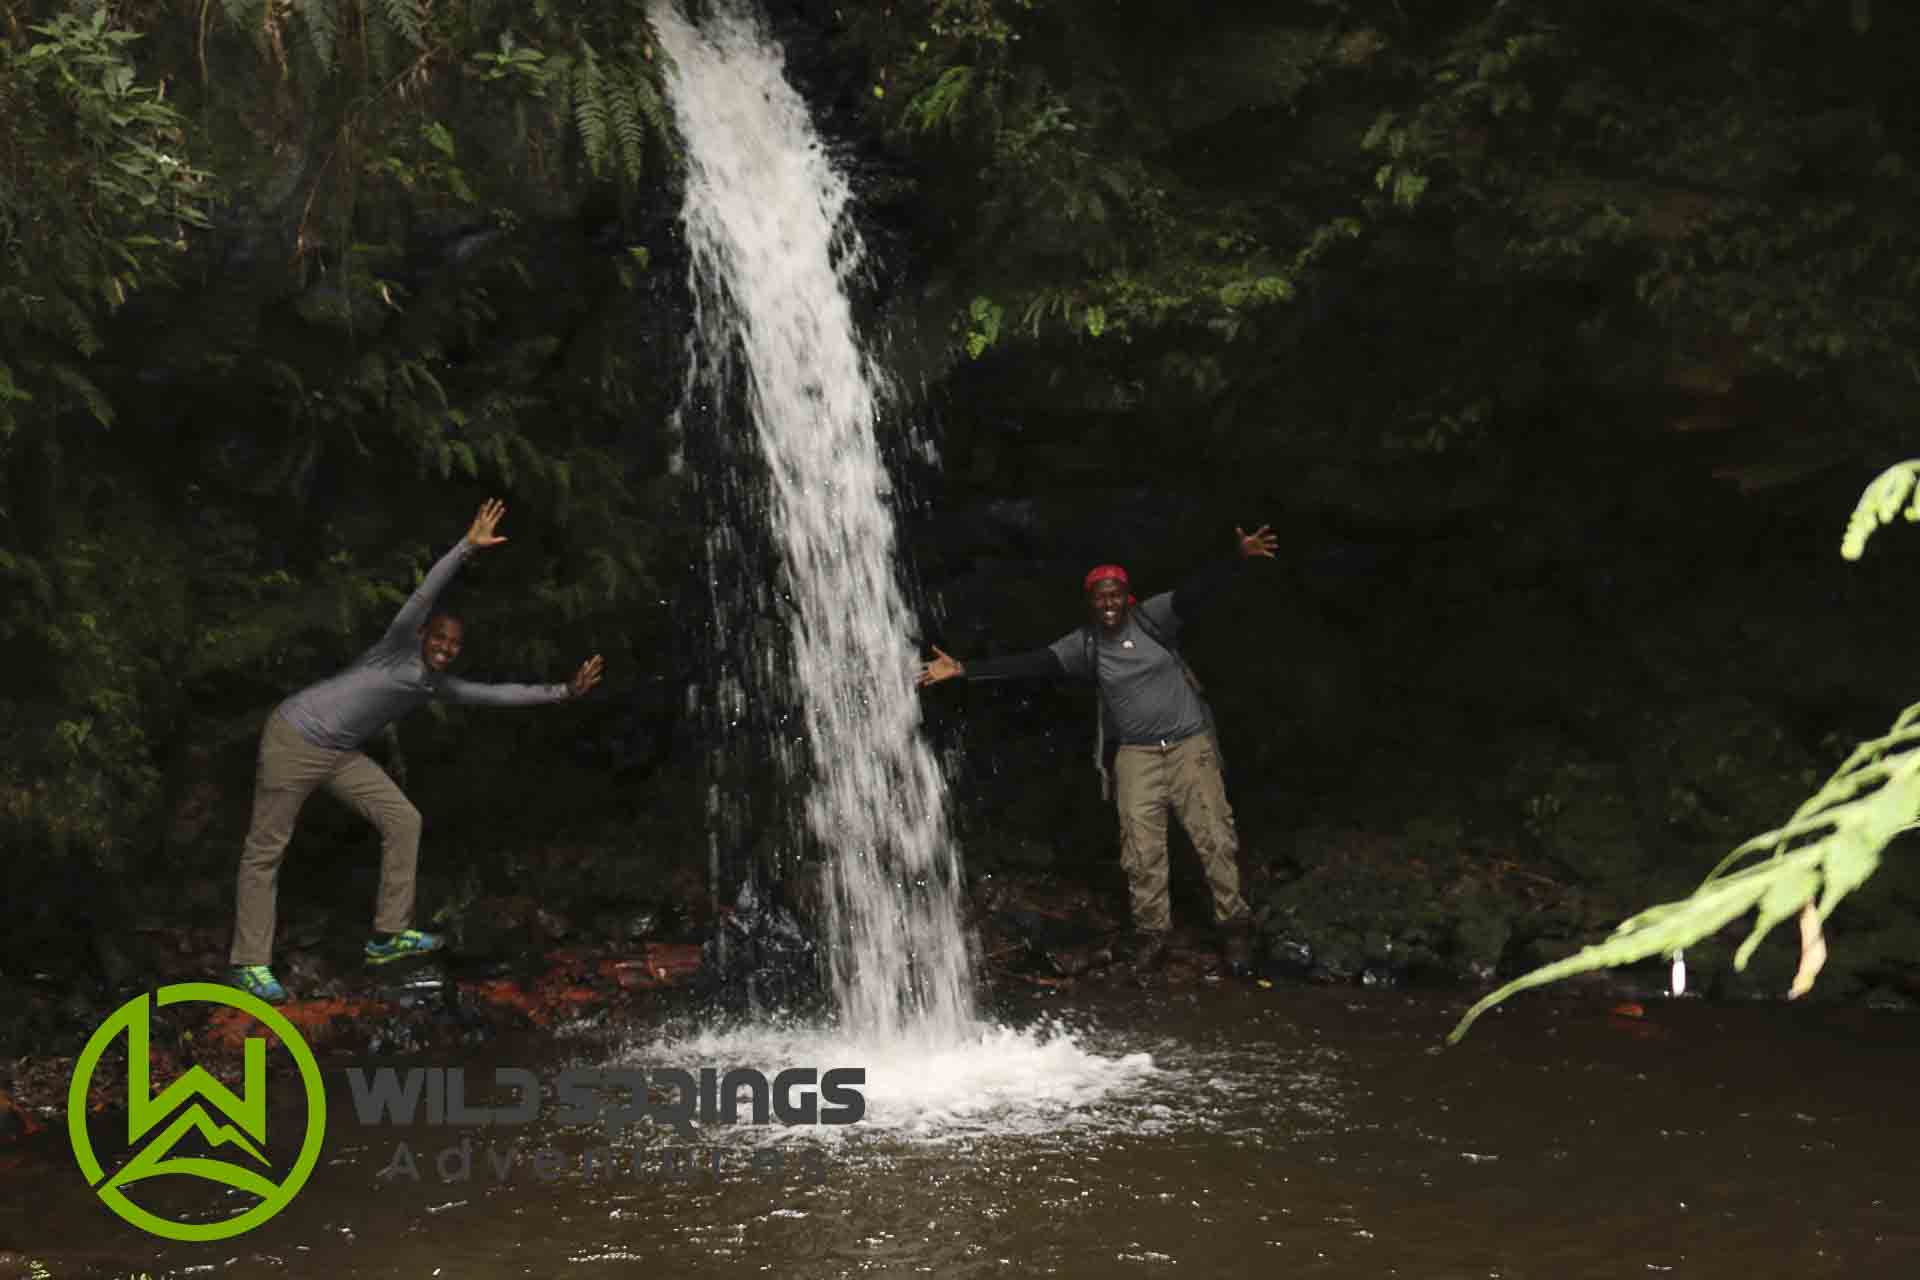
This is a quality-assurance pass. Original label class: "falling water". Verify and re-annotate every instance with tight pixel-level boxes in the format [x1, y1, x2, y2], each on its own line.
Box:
[654, 0, 976, 1046]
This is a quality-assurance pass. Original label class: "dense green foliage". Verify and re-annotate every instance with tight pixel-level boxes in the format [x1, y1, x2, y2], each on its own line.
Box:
[1, 0, 682, 879]
[846, 0, 1920, 463]
[6, 0, 1920, 996]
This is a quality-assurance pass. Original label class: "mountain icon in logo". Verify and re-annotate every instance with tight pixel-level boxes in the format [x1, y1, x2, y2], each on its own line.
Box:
[67, 983, 328, 1242]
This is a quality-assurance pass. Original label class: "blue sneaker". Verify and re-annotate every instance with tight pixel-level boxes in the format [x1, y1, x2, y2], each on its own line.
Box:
[364, 929, 445, 965]
[228, 965, 289, 1004]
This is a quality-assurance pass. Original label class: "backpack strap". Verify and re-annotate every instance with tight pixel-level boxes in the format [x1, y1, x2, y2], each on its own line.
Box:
[1128, 606, 1226, 773]
[1085, 626, 1111, 800]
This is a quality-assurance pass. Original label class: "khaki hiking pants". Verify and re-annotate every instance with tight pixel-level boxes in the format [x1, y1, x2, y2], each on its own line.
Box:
[229, 711, 422, 966]
[1114, 732, 1250, 935]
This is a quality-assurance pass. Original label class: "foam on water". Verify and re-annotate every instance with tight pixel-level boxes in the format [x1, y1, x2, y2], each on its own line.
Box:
[620, 1020, 1164, 1141]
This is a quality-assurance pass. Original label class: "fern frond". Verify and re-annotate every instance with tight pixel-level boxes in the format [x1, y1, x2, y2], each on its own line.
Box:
[573, 52, 610, 178]
[46, 362, 115, 426]
[38, 293, 101, 357]
[470, 430, 517, 487]
[376, 0, 426, 51]
[299, 0, 338, 72]
[219, 0, 265, 32]
[1840, 459, 1920, 560]
[628, 66, 671, 142]
[610, 68, 646, 181]
[366, 5, 394, 79]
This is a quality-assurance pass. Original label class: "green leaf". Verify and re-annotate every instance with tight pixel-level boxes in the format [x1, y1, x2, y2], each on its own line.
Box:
[1447, 684, 1920, 1043]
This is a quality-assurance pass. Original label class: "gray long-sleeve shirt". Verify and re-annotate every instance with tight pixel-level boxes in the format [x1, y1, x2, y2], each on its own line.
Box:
[965, 591, 1212, 745]
[1046, 592, 1211, 745]
[276, 541, 569, 751]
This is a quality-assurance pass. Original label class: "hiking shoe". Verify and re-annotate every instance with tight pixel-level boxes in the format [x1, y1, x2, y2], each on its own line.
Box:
[364, 929, 445, 965]
[228, 964, 289, 1004]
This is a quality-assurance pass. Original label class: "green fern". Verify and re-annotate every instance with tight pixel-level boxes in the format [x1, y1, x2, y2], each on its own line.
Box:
[1840, 459, 1920, 560]
[45, 293, 101, 357]
[365, 4, 395, 79]
[610, 67, 648, 180]
[218, 0, 266, 33]
[628, 65, 671, 142]
[573, 52, 611, 178]
[905, 65, 975, 132]
[46, 362, 114, 427]
[376, 0, 427, 52]
[300, 0, 339, 72]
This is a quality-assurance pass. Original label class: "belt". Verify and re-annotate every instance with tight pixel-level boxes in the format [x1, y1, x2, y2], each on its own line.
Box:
[1117, 730, 1201, 751]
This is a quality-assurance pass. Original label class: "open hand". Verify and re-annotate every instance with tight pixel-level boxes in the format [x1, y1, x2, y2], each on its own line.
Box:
[917, 646, 964, 688]
[569, 654, 605, 698]
[1237, 524, 1277, 559]
[466, 498, 508, 549]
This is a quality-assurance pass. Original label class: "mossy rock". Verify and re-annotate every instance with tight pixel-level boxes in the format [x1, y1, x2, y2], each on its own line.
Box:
[1503, 739, 1647, 884]
[1626, 696, 1821, 846]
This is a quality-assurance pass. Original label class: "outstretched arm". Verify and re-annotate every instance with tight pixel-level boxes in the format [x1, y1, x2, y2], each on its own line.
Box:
[439, 654, 604, 708]
[918, 644, 1065, 688]
[1170, 524, 1277, 621]
[380, 499, 510, 650]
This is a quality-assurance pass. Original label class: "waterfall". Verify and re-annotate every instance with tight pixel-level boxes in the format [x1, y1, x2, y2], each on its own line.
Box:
[653, 0, 978, 1047]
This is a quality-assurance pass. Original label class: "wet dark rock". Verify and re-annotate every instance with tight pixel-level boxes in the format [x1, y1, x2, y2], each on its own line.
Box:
[450, 895, 546, 962]
[1263, 933, 1314, 977]
[372, 961, 454, 1011]
[592, 904, 663, 945]
[1041, 942, 1110, 977]
[1627, 697, 1820, 848]
[700, 879, 822, 1010]
[1307, 944, 1363, 985]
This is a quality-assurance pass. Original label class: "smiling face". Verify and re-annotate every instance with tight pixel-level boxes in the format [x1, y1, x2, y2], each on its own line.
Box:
[420, 615, 464, 672]
[1086, 578, 1130, 634]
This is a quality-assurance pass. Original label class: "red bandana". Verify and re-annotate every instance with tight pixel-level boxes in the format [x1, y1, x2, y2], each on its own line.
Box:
[1083, 564, 1130, 593]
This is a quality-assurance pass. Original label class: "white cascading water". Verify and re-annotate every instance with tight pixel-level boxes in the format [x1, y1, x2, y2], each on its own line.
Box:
[647, 0, 1157, 1133]
[652, 0, 975, 1048]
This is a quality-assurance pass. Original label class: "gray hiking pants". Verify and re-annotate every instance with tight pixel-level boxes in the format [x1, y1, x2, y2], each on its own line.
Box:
[1114, 732, 1250, 934]
[229, 711, 421, 966]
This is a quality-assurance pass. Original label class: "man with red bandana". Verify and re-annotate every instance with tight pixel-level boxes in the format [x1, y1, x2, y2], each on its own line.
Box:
[919, 526, 1276, 972]
[225, 499, 606, 1004]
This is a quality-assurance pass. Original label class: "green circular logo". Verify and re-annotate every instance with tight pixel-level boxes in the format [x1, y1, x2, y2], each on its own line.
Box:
[67, 983, 328, 1242]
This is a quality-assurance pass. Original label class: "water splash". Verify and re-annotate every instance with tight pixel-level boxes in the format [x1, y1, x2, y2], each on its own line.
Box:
[653, 0, 974, 1045]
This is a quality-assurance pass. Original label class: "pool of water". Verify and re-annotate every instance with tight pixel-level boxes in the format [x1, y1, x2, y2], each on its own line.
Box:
[10, 984, 1918, 1277]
